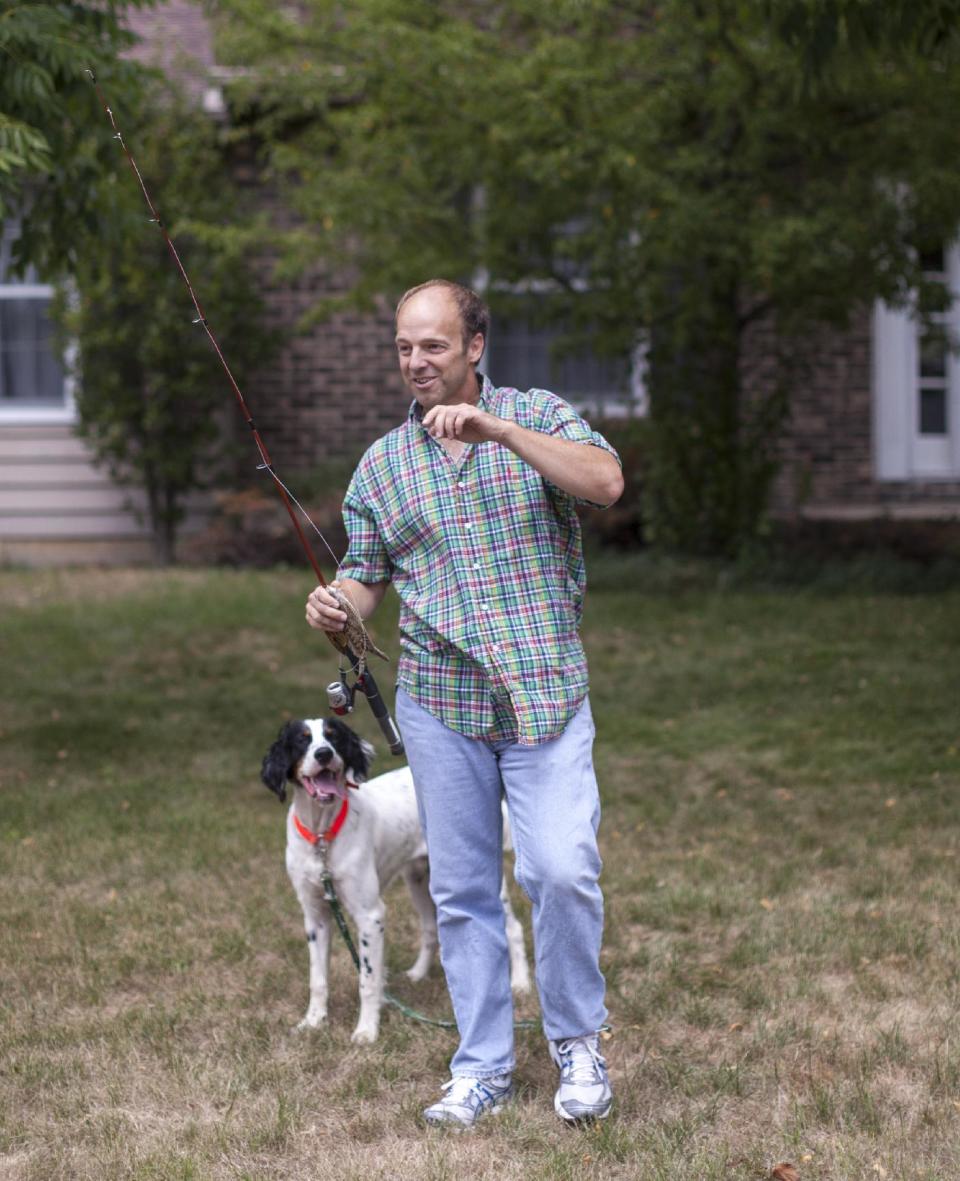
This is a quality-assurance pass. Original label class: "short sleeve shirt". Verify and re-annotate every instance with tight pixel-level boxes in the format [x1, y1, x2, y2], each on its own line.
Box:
[339, 374, 620, 745]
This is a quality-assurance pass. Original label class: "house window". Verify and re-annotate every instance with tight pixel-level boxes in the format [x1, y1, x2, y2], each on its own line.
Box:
[873, 241, 960, 480]
[917, 248, 949, 438]
[0, 222, 71, 420]
[484, 301, 646, 418]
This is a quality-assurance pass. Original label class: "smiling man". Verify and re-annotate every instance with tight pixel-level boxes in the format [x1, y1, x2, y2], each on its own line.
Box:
[306, 278, 623, 1128]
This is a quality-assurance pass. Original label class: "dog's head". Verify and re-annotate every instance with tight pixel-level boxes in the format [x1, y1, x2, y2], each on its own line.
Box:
[260, 717, 374, 803]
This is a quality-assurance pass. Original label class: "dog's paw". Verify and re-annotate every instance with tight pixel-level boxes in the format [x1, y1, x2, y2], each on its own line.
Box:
[405, 963, 430, 983]
[350, 1024, 379, 1045]
[295, 1013, 327, 1032]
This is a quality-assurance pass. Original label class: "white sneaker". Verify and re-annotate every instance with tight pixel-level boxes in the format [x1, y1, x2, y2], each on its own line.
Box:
[422, 1073, 513, 1129]
[549, 1034, 613, 1123]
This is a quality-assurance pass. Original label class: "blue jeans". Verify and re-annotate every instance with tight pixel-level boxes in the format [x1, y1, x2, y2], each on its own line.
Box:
[396, 688, 608, 1078]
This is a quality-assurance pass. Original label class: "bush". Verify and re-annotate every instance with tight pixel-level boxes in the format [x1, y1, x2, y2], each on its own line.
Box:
[578, 416, 648, 549]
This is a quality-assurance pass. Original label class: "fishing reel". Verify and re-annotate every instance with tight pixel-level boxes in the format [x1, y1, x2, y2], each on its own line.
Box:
[326, 677, 356, 716]
[326, 648, 365, 716]
[326, 652, 405, 755]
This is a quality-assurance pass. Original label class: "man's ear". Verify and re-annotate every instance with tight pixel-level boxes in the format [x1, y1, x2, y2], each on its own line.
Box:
[468, 331, 485, 366]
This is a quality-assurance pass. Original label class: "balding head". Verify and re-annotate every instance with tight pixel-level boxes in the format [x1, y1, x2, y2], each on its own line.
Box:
[396, 279, 489, 351]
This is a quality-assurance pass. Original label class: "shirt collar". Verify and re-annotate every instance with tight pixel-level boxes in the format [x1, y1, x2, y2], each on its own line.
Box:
[407, 372, 491, 425]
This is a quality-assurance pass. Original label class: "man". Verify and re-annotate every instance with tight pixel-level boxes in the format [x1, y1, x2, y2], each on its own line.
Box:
[305, 278, 623, 1128]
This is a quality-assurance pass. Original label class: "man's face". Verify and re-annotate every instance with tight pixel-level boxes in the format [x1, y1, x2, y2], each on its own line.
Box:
[395, 288, 485, 410]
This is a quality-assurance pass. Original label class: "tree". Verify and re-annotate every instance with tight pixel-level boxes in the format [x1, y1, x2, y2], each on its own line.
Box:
[55, 85, 275, 563]
[215, 0, 960, 552]
[2, 1, 273, 563]
[0, 0, 149, 277]
[766, 0, 960, 67]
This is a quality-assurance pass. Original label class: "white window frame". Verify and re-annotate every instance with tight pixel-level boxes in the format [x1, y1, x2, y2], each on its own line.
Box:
[0, 224, 75, 424]
[873, 242, 960, 480]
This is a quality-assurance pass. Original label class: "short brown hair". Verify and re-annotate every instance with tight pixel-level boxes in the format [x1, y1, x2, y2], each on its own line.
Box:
[396, 279, 490, 348]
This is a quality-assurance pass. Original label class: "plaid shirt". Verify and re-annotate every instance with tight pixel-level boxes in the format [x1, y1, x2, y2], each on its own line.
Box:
[339, 375, 620, 745]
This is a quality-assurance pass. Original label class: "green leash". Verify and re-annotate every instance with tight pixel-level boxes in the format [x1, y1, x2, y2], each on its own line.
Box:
[321, 869, 541, 1032]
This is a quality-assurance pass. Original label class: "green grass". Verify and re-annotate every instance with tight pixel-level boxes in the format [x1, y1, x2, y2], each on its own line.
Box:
[1, 560, 958, 1179]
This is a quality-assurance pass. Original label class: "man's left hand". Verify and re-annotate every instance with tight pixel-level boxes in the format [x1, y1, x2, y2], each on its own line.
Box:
[422, 403, 506, 445]
[423, 399, 624, 506]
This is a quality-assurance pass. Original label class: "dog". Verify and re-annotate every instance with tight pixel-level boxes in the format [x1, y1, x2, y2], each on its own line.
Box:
[261, 716, 531, 1044]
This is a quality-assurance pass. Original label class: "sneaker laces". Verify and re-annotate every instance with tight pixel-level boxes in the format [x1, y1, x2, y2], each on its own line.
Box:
[556, 1037, 606, 1083]
[441, 1076, 483, 1105]
[440, 1075, 505, 1107]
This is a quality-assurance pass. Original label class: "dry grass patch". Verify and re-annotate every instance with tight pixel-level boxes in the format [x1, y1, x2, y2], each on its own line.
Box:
[1, 565, 958, 1179]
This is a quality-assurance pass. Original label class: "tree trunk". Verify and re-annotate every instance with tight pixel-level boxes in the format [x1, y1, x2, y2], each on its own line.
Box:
[144, 463, 178, 566]
[645, 277, 783, 555]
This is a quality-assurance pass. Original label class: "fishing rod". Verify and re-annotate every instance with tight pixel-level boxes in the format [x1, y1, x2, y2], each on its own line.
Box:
[86, 69, 403, 755]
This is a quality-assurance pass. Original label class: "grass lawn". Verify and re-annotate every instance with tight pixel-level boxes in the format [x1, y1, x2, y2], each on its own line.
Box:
[1, 558, 958, 1180]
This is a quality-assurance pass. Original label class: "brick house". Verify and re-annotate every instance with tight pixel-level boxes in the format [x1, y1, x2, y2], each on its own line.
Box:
[769, 280, 960, 522]
[2, 3, 957, 566]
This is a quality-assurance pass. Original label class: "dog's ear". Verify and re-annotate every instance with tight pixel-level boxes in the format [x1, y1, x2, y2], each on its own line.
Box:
[326, 717, 375, 783]
[260, 720, 311, 802]
[352, 737, 375, 784]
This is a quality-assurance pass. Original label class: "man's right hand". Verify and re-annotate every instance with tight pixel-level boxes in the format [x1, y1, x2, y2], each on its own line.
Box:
[305, 582, 349, 632]
[305, 577, 390, 634]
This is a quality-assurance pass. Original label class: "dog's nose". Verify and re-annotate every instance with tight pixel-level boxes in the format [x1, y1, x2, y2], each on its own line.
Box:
[315, 748, 333, 765]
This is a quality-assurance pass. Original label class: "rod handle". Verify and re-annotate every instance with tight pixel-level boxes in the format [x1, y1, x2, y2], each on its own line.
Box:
[349, 654, 404, 755]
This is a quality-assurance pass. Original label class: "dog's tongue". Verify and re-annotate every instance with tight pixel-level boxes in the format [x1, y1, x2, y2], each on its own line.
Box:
[304, 772, 347, 801]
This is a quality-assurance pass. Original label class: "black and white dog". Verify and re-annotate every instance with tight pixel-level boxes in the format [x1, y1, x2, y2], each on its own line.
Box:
[261, 717, 531, 1044]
